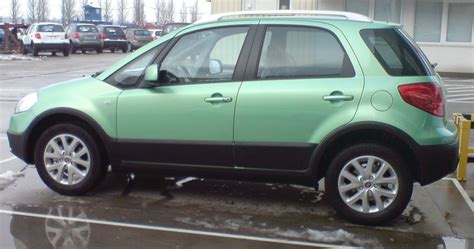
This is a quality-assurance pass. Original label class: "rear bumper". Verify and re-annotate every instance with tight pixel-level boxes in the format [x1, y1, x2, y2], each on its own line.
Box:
[35, 43, 69, 51]
[415, 139, 459, 185]
[103, 40, 127, 49]
[7, 131, 30, 164]
[72, 40, 102, 48]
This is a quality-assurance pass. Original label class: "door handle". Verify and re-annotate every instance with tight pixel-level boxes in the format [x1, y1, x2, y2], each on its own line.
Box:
[204, 96, 232, 103]
[323, 95, 354, 101]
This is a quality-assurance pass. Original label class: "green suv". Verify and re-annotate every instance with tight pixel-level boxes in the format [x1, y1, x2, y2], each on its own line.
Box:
[7, 11, 458, 225]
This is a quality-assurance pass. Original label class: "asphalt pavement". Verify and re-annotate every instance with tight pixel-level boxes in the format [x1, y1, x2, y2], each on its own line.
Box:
[0, 52, 473, 249]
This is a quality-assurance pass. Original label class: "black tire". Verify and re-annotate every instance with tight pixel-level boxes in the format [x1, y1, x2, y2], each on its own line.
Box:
[32, 44, 39, 56]
[325, 143, 413, 225]
[34, 123, 107, 196]
[110, 48, 115, 53]
[63, 47, 70, 56]
[52, 52, 56, 56]
[81, 49, 87, 54]
[21, 43, 28, 55]
[121, 46, 128, 53]
[96, 47, 103, 54]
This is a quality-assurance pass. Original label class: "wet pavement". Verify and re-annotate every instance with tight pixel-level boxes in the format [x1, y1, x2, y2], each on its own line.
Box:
[1, 53, 474, 248]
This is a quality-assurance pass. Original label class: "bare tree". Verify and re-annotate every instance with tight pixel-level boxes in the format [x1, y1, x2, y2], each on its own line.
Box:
[102, 0, 112, 22]
[189, 0, 199, 23]
[36, 0, 49, 22]
[27, 0, 37, 23]
[179, 0, 187, 23]
[10, 0, 21, 23]
[133, 0, 145, 26]
[165, 0, 174, 23]
[155, 0, 167, 25]
[61, 0, 77, 25]
[117, 0, 128, 24]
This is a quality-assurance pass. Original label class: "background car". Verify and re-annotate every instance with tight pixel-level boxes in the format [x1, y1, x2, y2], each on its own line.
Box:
[21, 22, 69, 56]
[161, 23, 190, 35]
[66, 23, 103, 54]
[125, 28, 152, 52]
[97, 25, 127, 53]
[0, 29, 4, 46]
[148, 29, 163, 40]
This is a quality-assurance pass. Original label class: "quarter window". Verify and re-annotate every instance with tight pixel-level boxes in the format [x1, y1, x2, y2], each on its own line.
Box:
[257, 26, 354, 79]
[159, 27, 249, 84]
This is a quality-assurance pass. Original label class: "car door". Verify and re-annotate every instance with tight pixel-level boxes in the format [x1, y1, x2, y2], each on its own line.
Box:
[23, 24, 33, 46]
[115, 22, 257, 169]
[234, 21, 364, 171]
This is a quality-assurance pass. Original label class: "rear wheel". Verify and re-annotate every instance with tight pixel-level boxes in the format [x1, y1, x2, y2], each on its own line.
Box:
[52, 52, 56, 56]
[110, 48, 115, 53]
[81, 49, 86, 54]
[121, 46, 128, 53]
[63, 47, 70, 56]
[32, 44, 39, 56]
[21, 43, 28, 55]
[325, 143, 413, 225]
[96, 47, 103, 54]
[34, 123, 107, 196]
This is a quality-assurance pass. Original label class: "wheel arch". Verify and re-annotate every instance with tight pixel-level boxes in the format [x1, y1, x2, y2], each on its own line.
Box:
[309, 122, 421, 183]
[24, 108, 113, 165]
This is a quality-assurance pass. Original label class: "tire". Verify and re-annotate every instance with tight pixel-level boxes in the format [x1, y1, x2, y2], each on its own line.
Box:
[32, 44, 39, 56]
[325, 143, 413, 225]
[63, 47, 70, 56]
[21, 43, 28, 55]
[121, 46, 128, 53]
[34, 123, 107, 196]
[110, 48, 115, 53]
[52, 52, 56, 56]
[96, 47, 103, 54]
[81, 49, 86, 54]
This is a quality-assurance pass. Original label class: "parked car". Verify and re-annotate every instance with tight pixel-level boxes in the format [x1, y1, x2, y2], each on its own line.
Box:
[0, 29, 4, 45]
[97, 25, 127, 53]
[125, 28, 152, 52]
[8, 11, 458, 225]
[148, 29, 163, 40]
[65, 23, 103, 54]
[161, 23, 190, 35]
[21, 22, 69, 56]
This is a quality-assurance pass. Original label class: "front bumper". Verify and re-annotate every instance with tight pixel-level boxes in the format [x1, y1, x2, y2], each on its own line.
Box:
[7, 131, 30, 164]
[415, 138, 459, 185]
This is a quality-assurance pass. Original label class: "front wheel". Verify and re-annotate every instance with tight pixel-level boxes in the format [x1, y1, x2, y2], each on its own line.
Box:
[325, 143, 413, 225]
[34, 123, 107, 195]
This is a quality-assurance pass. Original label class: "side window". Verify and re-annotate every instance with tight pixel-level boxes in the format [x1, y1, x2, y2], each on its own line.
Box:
[257, 26, 355, 79]
[159, 26, 249, 85]
[105, 43, 166, 88]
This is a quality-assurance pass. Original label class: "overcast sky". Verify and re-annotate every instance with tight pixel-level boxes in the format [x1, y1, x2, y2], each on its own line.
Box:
[0, 0, 212, 23]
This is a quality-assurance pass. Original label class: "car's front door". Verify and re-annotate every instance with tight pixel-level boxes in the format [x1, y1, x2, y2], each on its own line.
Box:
[234, 21, 365, 171]
[115, 23, 256, 169]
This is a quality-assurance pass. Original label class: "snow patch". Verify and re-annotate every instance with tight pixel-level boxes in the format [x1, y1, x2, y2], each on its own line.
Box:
[175, 177, 198, 188]
[0, 55, 42, 61]
[0, 171, 25, 190]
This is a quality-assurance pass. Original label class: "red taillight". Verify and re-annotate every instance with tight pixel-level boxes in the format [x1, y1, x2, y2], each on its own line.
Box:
[398, 82, 444, 117]
[34, 32, 41, 39]
[71, 32, 80, 39]
[64, 33, 67, 39]
[100, 32, 105, 40]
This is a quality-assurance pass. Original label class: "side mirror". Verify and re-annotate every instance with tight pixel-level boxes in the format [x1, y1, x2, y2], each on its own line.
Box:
[144, 64, 160, 86]
[209, 59, 222, 75]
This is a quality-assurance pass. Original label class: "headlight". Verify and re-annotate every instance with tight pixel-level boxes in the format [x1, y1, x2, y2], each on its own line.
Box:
[15, 92, 38, 113]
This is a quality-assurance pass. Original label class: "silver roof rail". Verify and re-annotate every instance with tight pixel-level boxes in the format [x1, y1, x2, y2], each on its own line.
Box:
[195, 10, 372, 24]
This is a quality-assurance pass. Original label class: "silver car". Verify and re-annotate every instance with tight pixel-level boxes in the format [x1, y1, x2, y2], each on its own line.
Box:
[65, 23, 103, 54]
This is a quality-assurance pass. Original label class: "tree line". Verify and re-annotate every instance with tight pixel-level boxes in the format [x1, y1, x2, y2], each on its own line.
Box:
[8, 0, 201, 26]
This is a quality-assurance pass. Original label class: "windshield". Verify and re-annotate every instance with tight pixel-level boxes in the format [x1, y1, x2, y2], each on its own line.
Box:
[38, 25, 64, 32]
[134, 30, 151, 36]
[77, 25, 98, 33]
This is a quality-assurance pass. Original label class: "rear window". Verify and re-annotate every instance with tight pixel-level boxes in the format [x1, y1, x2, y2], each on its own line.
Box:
[155, 31, 161, 36]
[38, 25, 64, 32]
[134, 30, 151, 36]
[360, 29, 432, 76]
[77, 25, 98, 33]
[104, 27, 124, 35]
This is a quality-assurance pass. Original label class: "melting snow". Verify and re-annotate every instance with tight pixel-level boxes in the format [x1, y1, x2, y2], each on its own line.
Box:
[0, 170, 25, 190]
[0, 55, 42, 61]
[175, 177, 198, 187]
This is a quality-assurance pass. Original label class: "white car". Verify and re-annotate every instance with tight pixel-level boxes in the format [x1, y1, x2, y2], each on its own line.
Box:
[21, 22, 70, 56]
[148, 29, 162, 40]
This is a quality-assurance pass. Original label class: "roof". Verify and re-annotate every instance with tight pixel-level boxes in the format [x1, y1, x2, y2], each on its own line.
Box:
[34, 22, 63, 25]
[195, 10, 373, 24]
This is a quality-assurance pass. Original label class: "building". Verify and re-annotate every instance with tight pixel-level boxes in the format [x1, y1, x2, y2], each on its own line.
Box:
[83, 4, 102, 22]
[210, 0, 474, 75]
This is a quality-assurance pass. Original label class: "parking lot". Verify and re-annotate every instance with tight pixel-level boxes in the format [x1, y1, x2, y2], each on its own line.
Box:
[1, 52, 473, 248]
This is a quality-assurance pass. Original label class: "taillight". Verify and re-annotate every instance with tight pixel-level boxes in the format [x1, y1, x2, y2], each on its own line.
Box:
[99, 32, 105, 40]
[72, 32, 80, 39]
[34, 32, 41, 39]
[64, 33, 67, 39]
[131, 34, 137, 41]
[398, 82, 444, 117]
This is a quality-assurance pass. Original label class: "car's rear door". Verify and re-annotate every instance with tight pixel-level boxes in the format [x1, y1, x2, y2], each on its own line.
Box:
[115, 21, 257, 169]
[234, 20, 364, 171]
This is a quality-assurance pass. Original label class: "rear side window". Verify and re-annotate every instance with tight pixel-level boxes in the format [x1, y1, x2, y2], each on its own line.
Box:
[38, 25, 64, 32]
[77, 25, 98, 33]
[257, 26, 355, 79]
[360, 29, 432, 76]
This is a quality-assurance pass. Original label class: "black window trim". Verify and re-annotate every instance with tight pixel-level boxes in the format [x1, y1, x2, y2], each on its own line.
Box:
[138, 24, 258, 88]
[359, 28, 434, 77]
[245, 24, 357, 82]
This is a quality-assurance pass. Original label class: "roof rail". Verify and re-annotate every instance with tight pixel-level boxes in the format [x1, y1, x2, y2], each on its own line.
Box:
[195, 10, 373, 24]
